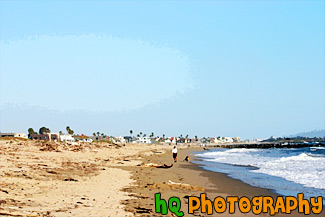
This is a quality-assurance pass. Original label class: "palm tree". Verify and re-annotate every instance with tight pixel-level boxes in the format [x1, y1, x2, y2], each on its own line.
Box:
[137, 134, 140, 137]
[66, 126, 70, 134]
[93, 133, 96, 137]
[130, 130, 133, 136]
[143, 134, 147, 137]
[151, 132, 154, 138]
[101, 133, 104, 137]
[28, 128, 35, 134]
[140, 132, 143, 137]
[180, 134, 183, 138]
[186, 134, 189, 138]
[195, 135, 198, 141]
[39, 127, 49, 135]
[28, 128, 35, 138]
[162, 134, 165, 139]
[97, 132, 100, 137]
[59, 131, 63, 135]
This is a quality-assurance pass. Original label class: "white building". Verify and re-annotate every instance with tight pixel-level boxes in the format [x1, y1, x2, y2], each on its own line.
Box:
[79, 138, 93, 143]
[213, 137, 234, 143]
[117, 136, 126, 143]
[136, 137, 152, 144]
[163, 137, 177, 144]
[0, 133, 28, 139]
[60, 134, 75, 142]
[15, 133, 28, 138]
[223, 137, 233, 143]
[164, 138, 171, 143]
[212, 137, 222, 143]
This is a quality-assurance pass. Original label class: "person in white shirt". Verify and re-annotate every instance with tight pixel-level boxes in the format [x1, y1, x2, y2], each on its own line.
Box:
[172, 146, 178, 162]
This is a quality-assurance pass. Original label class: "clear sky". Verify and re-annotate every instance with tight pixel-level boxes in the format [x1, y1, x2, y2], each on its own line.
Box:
[0, 0, 324, 139]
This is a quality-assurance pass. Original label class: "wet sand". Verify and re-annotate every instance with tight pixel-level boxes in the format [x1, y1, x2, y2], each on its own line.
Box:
[123, 146, 324, 217]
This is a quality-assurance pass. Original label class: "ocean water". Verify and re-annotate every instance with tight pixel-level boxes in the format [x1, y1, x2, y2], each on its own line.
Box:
[194, 147, 325, 199]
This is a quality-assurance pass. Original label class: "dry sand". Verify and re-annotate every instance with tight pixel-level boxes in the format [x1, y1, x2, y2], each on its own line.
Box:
[1, 139, 323, 217]
[0, 138, 169, 216]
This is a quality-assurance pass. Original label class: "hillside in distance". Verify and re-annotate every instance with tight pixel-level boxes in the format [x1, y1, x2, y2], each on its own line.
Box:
[288, 129, 325, 138]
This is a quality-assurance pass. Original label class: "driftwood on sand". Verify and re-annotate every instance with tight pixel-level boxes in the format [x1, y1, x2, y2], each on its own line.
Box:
[137, 163, 173, 168]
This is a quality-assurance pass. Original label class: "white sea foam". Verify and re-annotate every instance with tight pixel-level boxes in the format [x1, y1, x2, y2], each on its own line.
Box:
[197, 149, 325, 189]
[310, 147, 325, 150]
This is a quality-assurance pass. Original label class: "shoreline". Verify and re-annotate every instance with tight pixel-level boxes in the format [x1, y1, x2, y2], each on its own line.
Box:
[123, 145, 324, 216]
[0, 139, 323, 216]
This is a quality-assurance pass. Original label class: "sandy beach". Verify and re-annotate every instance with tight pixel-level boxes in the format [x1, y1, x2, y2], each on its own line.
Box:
[0, 138, 170, 216]
[0, 138, 323, 216]
[124, 146, 324, 217]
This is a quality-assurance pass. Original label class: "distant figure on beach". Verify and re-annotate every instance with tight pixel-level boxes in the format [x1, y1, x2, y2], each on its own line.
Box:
[172, 146, 178, 162]
[184, 156, 190, 162]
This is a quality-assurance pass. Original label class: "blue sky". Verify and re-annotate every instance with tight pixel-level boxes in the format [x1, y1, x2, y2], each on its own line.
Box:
[0, 1, 324, 139]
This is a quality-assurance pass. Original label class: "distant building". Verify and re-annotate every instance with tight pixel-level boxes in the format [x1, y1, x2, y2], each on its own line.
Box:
[177, 138, 192, 143]
[213, 136, 234, 143]
[136, 137, 153, 144]
[73, 135, 92, 143]
[89, 136, 108, 141]
[0, 133, 28, 139]
[164, 138, 171, 143]
[201, 138, 211, 143]
[60, 134, 75, 142]
[82, 138, 93, 143]
[124, 136, 133, 143]
[154, 137, 162, 142]
[117, 136, 133, 143]
[192, 137, 201, 143]
[164, 137, 177, 144]
[223, 137, 233, 143]
[31, 133, 60, 141]
[115, 136, 126, 143]
[212, 137, 220, 143]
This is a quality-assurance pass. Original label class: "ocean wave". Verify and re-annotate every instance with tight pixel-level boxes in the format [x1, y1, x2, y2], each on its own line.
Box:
[255, 153, 325, 189]
[310, 147, 325, 150]
[196, 149, 325, 189]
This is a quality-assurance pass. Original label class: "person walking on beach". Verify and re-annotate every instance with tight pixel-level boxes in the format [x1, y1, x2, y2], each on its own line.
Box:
[172, 146, 178, 162]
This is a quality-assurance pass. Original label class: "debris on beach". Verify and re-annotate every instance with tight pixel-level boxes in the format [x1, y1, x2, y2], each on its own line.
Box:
[0, 139, 160, 216]
[63, 178, 78, 182]
[0, 211, 38, 217]
[39, 143, 59, 152]
[136, 163, 173, 168]
[146, 181, 205, 191]
[134, 206, 152, 214]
